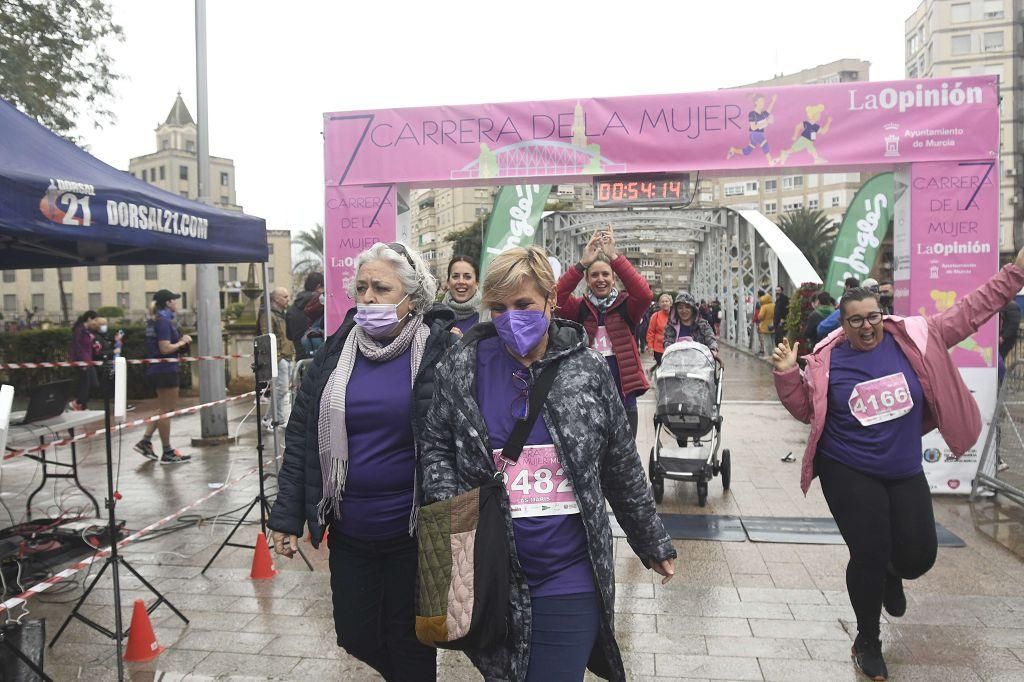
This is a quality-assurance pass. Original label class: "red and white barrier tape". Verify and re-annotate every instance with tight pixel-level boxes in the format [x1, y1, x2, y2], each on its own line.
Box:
[3, 391, 258, 460]
[0, 355, 252, 370]
[0, 455, 279, 615]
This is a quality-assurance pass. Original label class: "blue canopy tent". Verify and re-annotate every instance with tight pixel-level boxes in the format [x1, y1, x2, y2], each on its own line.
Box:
[0, 97, 267, 268]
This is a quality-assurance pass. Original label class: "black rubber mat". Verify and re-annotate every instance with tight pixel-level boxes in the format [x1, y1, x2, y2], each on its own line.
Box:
[741, 516, 966, 547]
[608, 513, 747, 542]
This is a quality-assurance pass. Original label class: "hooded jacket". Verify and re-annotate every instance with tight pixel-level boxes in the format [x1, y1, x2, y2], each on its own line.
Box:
[267, 304, 457, 545]
[419, 320, 676, 682]
[556, 255, 652, 399]
[757, 294, 775, 334]
[774, 264, 1024, 494]
[664, 293, 719, 352]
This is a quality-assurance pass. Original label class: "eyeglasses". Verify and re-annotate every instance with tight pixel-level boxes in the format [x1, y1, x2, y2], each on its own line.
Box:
[387, 242, 416, 270]
[511, 368, 530, 420]
[844, 312, 883, 328]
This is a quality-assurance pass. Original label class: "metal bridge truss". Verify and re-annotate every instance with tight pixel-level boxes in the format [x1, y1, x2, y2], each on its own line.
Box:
[538, 208, 798, 353]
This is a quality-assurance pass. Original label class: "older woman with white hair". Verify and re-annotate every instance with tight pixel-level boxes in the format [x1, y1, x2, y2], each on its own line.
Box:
[268, 241, 455, 681]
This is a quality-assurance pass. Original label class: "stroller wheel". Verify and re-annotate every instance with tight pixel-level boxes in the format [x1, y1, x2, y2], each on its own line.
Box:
[651, 477, 664, 504]
[697, 480, 708, 507]
[721, 450, 731, 491]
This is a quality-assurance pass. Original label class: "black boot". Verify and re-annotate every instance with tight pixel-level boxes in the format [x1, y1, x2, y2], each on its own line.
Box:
[852, 634, 888, 681]
[883, 571, 906, 618]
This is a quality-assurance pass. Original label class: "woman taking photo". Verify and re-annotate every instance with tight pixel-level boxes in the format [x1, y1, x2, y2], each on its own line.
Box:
[555, 225, 652, 436]
[442, 255, 488, 335]
[772, 249, 1024, 681]
[420, 246, 676, 682]
[68, 310, 101, 411]
[268, 242, 454, 681]
[645, 293, 674, 370]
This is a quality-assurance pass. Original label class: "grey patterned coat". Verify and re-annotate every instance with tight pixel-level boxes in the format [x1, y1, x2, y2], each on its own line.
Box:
[419, 320, 677, 681]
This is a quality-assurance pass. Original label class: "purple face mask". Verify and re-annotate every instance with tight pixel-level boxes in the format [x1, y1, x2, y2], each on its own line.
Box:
[493, 304, 549, 357]
[355, 294, 409, 339]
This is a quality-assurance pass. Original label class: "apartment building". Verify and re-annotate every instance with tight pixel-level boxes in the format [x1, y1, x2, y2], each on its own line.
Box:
[906, 0, 1023, 254]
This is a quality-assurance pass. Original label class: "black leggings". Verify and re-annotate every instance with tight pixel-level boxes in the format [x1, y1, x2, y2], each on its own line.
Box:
[76, 366, 98, 408]
[816, 455, 937, 639]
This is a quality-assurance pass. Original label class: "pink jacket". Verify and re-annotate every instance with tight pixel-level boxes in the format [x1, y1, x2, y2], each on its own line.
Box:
[775, 264, 1024, 494]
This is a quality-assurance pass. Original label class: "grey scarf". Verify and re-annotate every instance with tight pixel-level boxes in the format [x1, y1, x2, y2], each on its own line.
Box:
[587, 287, 620, 313]
[442, 289, 488, 322]
[316, 316, 429, 526]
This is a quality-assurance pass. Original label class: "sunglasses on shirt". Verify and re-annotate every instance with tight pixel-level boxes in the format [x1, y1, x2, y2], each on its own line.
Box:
[511, 368, 530, 421]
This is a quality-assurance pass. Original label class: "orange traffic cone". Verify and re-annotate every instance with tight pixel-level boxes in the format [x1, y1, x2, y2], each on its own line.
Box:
[250, 531, 277, 580]
[123, 599, 164, 662]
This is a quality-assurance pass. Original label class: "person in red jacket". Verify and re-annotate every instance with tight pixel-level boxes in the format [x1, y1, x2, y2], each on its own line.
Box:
[556, 225, 652, 436]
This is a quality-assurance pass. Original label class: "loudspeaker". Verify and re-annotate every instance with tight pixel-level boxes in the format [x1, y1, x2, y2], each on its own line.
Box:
[253, 334, 278, 384]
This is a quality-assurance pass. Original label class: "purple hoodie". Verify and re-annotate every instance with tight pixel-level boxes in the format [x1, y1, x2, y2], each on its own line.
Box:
[69, 324, 95, 362]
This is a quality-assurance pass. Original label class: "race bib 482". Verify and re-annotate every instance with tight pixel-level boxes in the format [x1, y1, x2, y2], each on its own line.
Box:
[493, 445, 580, 518]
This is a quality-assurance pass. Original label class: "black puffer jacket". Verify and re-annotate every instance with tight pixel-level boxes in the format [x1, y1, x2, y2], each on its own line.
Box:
[267, 305, 456, 546]
[419, 320, 676, 681]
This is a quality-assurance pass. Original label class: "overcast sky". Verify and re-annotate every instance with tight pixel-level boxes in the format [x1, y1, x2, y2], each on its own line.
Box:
[74, 0, 923, 235]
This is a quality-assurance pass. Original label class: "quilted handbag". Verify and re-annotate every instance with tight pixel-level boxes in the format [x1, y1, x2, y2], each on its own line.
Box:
[414, 480, 509, 649]
[414, 359, 559, 650]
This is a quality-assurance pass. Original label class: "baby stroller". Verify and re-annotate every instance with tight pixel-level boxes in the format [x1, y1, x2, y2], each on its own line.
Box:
[648, 340, 730, 507]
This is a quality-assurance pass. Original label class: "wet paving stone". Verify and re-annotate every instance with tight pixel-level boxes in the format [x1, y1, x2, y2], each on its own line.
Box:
[10, 352, 1024, 680]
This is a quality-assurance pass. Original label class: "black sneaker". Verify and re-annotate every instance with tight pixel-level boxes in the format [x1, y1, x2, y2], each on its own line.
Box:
[852, 635, 888, 681]
[160, 449, 192, 465]
[134, 439, 157, 461]
[883, 572, 906, 618]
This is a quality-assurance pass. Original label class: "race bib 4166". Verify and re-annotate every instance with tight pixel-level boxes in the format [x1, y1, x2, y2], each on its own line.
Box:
[848, 372, 914, 427]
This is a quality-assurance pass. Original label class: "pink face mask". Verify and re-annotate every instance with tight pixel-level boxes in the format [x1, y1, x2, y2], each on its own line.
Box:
[354, 294, 410, 339]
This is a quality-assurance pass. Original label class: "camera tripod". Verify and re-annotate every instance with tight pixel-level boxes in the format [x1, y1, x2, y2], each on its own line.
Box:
[49, 353, 188, 681]
[202, 362, 312, 574]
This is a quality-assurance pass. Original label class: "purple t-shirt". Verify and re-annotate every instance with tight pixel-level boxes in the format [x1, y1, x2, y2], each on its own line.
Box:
[801, 121, 821, 140]
[145, 310, 181, 375]
[817, 334, 925, 478]
[476, 335, 594, 597]
[336, 348, 416, 540]
[454, 312, 479, 336]
[749, 109, 770, 130]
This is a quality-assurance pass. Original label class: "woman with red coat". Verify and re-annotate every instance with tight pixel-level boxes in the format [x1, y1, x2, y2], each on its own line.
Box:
[556, 225, 652, 436]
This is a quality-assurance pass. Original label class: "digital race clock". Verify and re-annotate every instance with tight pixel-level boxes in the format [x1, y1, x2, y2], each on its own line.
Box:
[593, 173, 691, 208]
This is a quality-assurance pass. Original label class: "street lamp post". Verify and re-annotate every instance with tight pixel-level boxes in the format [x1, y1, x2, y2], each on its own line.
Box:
[193, 0, 228, 441]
